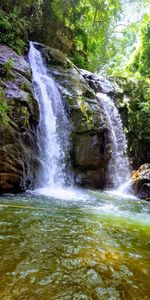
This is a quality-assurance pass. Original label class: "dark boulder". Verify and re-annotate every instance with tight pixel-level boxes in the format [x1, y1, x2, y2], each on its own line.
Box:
[131, 164, 150, 200]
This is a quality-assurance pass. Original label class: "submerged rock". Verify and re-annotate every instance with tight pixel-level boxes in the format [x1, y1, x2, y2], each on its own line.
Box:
[0, 45, 40, 193]
[131, 164, 150, 200]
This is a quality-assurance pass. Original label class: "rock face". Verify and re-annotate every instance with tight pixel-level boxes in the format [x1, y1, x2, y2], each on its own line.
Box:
[0, 45, 40, 193]
[131, 164, 150, 200]
[111, 77, 150, 169]
[35, 43, 113, 188]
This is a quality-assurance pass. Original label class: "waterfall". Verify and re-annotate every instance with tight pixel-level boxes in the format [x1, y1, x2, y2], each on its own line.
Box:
[97, 92, 130, 189]
[28, 44, 130, 192]
[28, 42, 72, 188]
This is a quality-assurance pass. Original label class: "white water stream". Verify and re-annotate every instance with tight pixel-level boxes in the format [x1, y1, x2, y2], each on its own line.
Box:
[28, 42, 72, 189]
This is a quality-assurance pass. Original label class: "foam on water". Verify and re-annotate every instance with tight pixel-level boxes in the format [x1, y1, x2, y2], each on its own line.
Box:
[33, 186, 90, 202]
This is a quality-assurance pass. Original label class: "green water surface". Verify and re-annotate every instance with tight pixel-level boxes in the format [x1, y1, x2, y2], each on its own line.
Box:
[0, 188, 150, 300]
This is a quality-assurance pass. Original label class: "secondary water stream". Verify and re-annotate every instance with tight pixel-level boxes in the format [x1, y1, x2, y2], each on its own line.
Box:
[97, 92, 130, 189]
[80, 70, 131, 190]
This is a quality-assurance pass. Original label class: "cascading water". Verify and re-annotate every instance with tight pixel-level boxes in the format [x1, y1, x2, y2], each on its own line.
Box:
[28, 42, 72, 189]
[28, 44, 130, 193]
[97, 91, 130, 189]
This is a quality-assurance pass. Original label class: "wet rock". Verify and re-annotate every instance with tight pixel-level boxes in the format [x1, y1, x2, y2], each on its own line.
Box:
[76, 168, 106, 189]
[80, 69, 115, 97]
[33, 42, 69, 67]
[0, 45, 40, 193]
[131, 164, 150, 200]
[73, 134, 110, 170]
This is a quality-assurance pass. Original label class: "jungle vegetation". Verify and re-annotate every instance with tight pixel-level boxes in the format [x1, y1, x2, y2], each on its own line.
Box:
[0, 0, 149, 76]
[0, 0, 150, 147]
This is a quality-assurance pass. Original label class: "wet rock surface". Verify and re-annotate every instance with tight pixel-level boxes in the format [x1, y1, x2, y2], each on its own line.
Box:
[131, 164, 150, 200]
[0, 45, 40, 193]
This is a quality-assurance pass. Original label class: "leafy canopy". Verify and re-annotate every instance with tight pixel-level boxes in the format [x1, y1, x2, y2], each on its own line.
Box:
[129, 14, 150, 78]
[39, 0, 122, 70]
[0, 0, 150, 75]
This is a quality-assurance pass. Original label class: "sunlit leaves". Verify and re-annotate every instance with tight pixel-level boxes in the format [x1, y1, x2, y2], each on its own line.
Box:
[39, 0, 122, 70]
[129, 14, 150, 78]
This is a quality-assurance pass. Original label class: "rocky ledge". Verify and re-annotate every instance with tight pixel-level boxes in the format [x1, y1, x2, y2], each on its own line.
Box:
[0, 45, 40, 193]
[131, 164, 150, 201]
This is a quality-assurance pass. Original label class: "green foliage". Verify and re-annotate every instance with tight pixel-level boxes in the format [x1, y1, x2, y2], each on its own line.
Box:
[0, 0, 149, 75]
[105, 22, 138, 76]
[39, 0, 122, 71]
[123, 79, 150, 166]
[0, 87, 8, 123]
[20, 106, 29, 126]
[78, 96, 94, 130]
[0, 9, 29, 54]
[3, 58, 14, 78]
[129, 14, 150, 78]
[128, 82, 150, 140]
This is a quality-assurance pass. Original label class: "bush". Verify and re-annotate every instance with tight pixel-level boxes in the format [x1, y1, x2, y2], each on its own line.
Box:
[3, 58, 14, 78]
[125, 79, 150, 166]
[128, 14, 150, 78]
[0, 9, 30, 55]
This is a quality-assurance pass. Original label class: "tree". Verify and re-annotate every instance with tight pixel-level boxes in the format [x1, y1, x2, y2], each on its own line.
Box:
[37, 0, 122, 70]
[129, 14, 150, 78]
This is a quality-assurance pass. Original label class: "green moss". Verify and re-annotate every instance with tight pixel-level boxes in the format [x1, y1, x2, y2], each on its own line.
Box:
[20, 80, 31, 94]
[78, 96, 94, 130]
[0, 86, 8, 123]
[84, 89, 94, 99]
[20, 106, 29, 126]
[3, 58, 14, 79]
[0, 9, 29, 55]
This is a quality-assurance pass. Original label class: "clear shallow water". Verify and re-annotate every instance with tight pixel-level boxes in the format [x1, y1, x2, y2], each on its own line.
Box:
[0, 189, 150, 300]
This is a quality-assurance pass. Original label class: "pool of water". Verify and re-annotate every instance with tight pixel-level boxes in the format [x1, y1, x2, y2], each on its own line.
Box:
[0, 188, 149, 300]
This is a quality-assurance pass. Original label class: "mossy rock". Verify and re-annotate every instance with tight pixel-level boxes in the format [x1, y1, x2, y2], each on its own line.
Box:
[0, 44, 40, 193]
